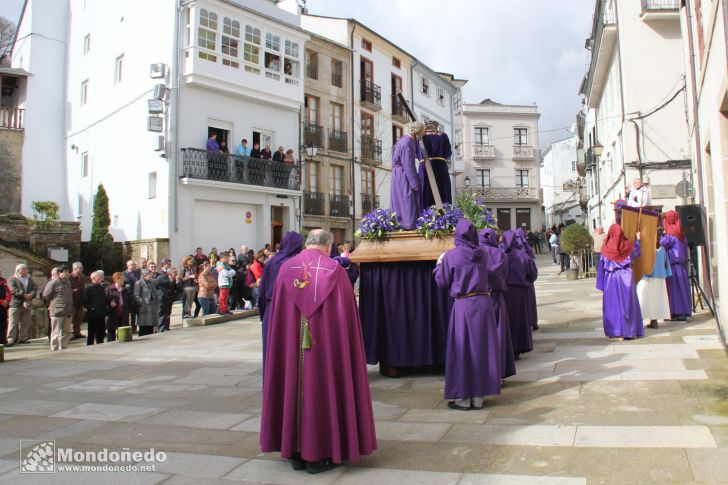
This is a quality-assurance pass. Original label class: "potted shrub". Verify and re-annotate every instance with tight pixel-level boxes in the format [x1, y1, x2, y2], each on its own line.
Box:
[559, 223, 592, 280]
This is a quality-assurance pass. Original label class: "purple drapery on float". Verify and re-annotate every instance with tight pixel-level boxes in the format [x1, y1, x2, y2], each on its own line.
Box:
[359, 261, 452, 367]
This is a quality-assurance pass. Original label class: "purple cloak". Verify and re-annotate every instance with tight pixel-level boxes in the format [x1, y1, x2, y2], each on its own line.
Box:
[418, 132, 453, 208]
[434, 220, 502, 400]
[501, 230, 537, 357]
[479, 228, 517, 379]
[391, 135, 422, 230]
[660, 235, 692, 318]
[596, 242, 644, 338]
[515, 228, 538, 329]
[260, 249, 376, 463]
[259, 231, 304, 370]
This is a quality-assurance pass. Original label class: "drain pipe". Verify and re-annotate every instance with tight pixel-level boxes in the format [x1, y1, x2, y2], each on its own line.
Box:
[350, 23, 356, 240]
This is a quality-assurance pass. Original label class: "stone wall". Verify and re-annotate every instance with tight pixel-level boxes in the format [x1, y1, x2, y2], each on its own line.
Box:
[0, 129, 23, 214]
[0, 214, 81, 263]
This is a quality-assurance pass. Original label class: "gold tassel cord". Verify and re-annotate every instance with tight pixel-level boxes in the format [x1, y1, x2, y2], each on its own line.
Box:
[302, 319, 311, 350]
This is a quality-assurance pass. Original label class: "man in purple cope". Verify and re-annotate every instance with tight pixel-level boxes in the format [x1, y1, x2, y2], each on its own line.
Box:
[260, 229, 376, 474]
[418, 123, 453, 208]
[390, 121, 425, 229]
[434, 219, 502, 410]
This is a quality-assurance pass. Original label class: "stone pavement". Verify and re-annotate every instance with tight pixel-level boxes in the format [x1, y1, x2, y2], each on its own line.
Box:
[0, 254, 726, 484]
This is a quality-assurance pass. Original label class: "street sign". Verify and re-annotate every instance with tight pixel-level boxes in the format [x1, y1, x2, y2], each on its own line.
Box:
[675, 180, 693, 198]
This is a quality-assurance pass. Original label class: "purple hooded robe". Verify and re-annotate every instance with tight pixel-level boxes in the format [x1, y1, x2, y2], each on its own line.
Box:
[260, 248, 376, 463]
[434, 219, 502, 400]
[516, 227, 539, 329]
[501, 230, 537, 357]
[479, 228, 517, 379]
[660, 235, 692, 318]
[259, 231, 304, 370]
[596, 241, 644, 338]
[390, 135, 422, 229]
[418, 132, 453, 208]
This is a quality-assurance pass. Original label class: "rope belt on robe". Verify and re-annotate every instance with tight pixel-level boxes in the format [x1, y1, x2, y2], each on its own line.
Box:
[455, 292, 491, 300]
[428, 157, 448, 162]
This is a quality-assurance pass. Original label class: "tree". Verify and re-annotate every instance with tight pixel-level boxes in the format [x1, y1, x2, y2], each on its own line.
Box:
[559, 223, 592, 274]
[31, 201, 60, 230]
[88, 184, 114, 270]
[0, 17, 17, 67]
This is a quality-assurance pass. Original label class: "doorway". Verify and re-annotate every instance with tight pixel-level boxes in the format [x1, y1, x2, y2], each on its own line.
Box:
[516, 208, 531, 230]
[497, 208, 511, 231]
[271, 207, 283, 248]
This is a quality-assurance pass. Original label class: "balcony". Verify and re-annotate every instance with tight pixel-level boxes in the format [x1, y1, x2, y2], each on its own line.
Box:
[582, 0, 618, 107]
[474, 187, 541, 203]
[361, 193, 379, 214]
[328, 129, 349, 153]
[181, 148, 300, 191]
[472, 144, 495, 159]
[0, 107, 24, 130]
[360, 135, 383, 166]
[513, 145, 535, 160]
[303, 191, 325, 216]
[329, 194, 350, 218]
[303, 122, 324, 148]
[641, 0, 680, 20]
[360, 80, 382, 112]
[391, 95, 410, 124]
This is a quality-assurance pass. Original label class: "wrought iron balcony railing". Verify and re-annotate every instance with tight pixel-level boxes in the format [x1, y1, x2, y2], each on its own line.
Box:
[472, 144, 495, 159]
[391, 95, 410, 123]
[181, 148, 300, 191]
[360, 79, 382, 110]
[360, 135, 383, 165]
[303, 191, 325, 216]
[329, 194, 350, 218]
[361, 193, 379, 214]
[328, 129, 348, 153]
[303, 122, 324, 148]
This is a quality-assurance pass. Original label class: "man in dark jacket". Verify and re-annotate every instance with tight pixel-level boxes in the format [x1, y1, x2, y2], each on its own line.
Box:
[83, 271, 107, 345]
[68, 262, 86, 340]
[122, 260, 139, 331]
[7, 264, 37, 346]
[153, 268, 183, 332]
[43, 266, 73, 351]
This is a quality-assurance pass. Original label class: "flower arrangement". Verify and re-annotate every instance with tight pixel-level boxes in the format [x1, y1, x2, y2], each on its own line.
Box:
[416, 204, 464, 239]
[354, 207, 401, 241]
[455, 192, 498, 230]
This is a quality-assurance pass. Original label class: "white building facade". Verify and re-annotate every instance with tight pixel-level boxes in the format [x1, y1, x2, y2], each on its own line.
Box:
[13, 0, 309, 263]
[458, 100, 544, 231]
[541, 135, 583, 227]
[579, 0, 691, 230]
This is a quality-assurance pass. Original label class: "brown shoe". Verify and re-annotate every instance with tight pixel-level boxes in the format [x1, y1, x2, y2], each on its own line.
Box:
[647, 320, 658, 329]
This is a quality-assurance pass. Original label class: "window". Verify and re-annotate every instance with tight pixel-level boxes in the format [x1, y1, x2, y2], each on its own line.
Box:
[221, 17, 240, 68]
[421, 76, 430, 96]
[331, 59, 343, 87]
[392, 124, 403, 145]
[474, 127, 489, 145]
[114, 54, 124, 83]
[285, 39, 299, 58]
[475, 169, 490, 188]
[361, 38, 372, 52]
[243, 25, 261, 74]
[148, 171, 157, 199]
[362, 168, 375, 194]
[81, 152, 89, 177]
[571, 161, 577, 171]
[437, 86, 444, 104]
[81, 80, 89, 105]
[264, 33, 281, 79]
[284, 40, 299, 82]
[330, 165, 343, 195]
[305, 49, 318, 80]
[83, 33, 91, 54]
[306, 160, 319, 192]
[77, 195, 83, 219]
[329, 102, 343, 131]
[304, 95, 318, 124]
[265, 32, 280, 51]
[392, 57, 401, 68]
[516, 169, 529, 188]
[514, 127, 528, 146]
[198, 9, 218, 62]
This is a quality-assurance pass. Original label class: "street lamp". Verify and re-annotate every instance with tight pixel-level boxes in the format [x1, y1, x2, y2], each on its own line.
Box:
[464, 176, 471, 189]
[592, 142, 603, 158]
[305, 145, 318, 159]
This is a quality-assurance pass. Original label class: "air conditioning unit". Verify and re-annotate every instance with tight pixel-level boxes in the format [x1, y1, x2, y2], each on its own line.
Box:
[153, 135, 165, 151]
[150, 63, 167, 79]
[153, 84, 167, 100]
[148, 99, 164, 114]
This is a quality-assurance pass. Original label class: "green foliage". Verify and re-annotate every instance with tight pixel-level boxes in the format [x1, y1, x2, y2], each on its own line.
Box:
[559, 223, 592, 256]
[455, 192, 498, 230]
[88, 184, 114, 270]
[30, 201, 60, 230]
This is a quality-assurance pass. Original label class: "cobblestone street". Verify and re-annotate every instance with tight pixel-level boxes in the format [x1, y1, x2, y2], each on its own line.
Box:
[0, 254, 727, 484]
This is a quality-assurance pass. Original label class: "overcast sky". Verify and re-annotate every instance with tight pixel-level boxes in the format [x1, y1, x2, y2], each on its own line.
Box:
[1, 0, 595, 148]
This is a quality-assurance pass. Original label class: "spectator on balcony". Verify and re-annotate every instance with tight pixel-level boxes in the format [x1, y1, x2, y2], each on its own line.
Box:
[220, 140, 230, 154]
[250, 143, 261, 159]
[284, 149, 296, 164]
[261, 144, 272, 160]
[206, 132, 221, 152]
[235, 139, 251, 157]
[273, 146, 285, 162]
[284, 61, 293, 76]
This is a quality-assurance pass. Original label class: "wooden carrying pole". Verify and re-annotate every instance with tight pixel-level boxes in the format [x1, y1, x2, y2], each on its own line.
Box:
[397, 93, 443, 209]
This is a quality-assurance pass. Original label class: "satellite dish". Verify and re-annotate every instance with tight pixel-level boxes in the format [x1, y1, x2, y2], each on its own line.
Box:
[675, 180, 693, 198]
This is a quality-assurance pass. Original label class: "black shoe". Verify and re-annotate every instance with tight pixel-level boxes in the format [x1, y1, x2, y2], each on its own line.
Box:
[647, 320, 658, 329]
[306, 458, 336, 474]
[290, 453, 305, 471]
[447, 401, 472, 411]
